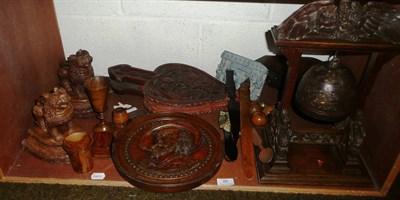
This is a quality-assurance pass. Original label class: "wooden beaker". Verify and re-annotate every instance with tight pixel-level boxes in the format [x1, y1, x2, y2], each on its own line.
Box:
[63, 131, 94, 173]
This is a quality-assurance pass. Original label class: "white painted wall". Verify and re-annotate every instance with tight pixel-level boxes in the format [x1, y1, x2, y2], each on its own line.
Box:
[53, 0, 303, 76]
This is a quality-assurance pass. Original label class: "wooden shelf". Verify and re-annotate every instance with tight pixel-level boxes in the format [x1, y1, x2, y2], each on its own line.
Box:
[1, 2, 398, 196]
[4, 91, 382, 196]
[6, 92, 258, 187]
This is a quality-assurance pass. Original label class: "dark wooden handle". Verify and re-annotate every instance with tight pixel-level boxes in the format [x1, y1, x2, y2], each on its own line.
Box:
[108, 64, 158, 95]
[108, 64, 157, 86]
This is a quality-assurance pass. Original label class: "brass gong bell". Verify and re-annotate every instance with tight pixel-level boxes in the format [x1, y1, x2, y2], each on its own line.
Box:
[295, 58, 358, 122]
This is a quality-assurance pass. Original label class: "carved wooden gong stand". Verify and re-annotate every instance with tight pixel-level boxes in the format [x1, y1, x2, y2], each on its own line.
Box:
[266, 27, 400, 173]
[258, 0, 400, 185]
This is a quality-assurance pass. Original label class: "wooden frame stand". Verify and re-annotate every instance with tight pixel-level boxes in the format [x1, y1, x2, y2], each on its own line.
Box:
[252, 28, 400, 187]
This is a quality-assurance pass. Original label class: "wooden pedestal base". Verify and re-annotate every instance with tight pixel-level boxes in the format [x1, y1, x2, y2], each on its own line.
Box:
[255, 107, 371, 187]
[71, 98, 96, 118]
[255, 142, 373, 187]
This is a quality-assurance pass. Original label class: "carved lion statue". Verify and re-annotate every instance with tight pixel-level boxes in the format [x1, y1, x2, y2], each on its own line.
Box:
[59, 49, 94, 99]
[58, 49, 95, 118]
[22, 87, 75, 163]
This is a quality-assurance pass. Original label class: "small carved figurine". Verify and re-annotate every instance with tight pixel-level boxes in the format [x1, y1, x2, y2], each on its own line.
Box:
[276, 0, 400, 45]
[58, 49, 95, 118]
[22, 87, 74, 163]
[138, 129, 201, 171]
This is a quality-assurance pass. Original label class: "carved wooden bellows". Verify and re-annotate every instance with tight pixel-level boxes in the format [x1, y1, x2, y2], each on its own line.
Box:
[111, 112, 224, 193]
[108, 63, 227, 114]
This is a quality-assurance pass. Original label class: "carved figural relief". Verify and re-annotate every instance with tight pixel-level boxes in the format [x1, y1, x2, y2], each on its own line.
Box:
[22, 87, 73, 163]
[138, 127, 202, 171]
[276, 0, 400, 45]
[111, 112, 224, 193]
[267, 103, 292, 171]
[337, 110, 367, 173]
[58, 49, 95, 118]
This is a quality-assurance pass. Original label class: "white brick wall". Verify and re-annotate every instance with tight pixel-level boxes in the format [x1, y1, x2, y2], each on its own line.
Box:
[54, 0, 303, 76]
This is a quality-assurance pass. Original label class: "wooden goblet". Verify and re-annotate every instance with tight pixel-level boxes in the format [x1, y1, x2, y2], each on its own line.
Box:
[84, 76, 114, 158]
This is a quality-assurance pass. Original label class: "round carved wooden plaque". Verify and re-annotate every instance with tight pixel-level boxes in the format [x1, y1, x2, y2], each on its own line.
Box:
[111, 112, 224, 193]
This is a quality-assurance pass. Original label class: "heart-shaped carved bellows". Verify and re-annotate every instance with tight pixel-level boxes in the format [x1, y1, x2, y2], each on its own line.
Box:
[108, 63, 227, 114]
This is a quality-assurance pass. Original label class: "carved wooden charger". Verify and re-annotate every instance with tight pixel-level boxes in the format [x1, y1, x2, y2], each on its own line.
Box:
[108, 63, 227, 114]
[111, 112, 224, 193]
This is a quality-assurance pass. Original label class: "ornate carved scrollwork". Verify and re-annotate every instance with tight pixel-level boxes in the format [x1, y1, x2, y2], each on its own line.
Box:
[290, 132, 342, 145]
[276, 0, 400, 45]
[290, 117, 347, 145]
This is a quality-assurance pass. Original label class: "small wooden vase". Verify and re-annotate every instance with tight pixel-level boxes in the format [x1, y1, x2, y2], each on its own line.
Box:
[112, 107, 131, 137]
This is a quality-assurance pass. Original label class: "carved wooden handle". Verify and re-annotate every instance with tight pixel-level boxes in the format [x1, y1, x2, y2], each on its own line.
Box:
[252, 127, 273, 164]
[108, 64, 157, 85]
[108, 64, 157, 95]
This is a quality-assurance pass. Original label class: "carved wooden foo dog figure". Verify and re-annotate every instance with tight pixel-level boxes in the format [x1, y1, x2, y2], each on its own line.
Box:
[22, 87, 74, 163]
[58, 49, 95, 118]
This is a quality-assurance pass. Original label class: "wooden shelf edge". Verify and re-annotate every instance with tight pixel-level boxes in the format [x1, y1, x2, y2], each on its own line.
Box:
[0, 175, 384, 196]
[0, 176, 132, 187]
[380, 153, 400, 196]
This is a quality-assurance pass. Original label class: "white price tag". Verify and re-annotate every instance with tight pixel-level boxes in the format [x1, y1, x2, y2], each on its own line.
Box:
[113, 102, 137, 113]
[217, 178, 235, 186]
[91, 172, 106, 180]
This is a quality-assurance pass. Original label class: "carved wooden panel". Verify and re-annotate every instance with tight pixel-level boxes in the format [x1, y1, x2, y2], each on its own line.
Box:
[111, 112, 224, 193]
[275, 0, 400, 45]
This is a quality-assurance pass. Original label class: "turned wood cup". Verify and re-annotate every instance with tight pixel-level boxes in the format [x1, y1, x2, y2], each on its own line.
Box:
[63, 131, 94, 173]
[84, 76, 110, 113]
